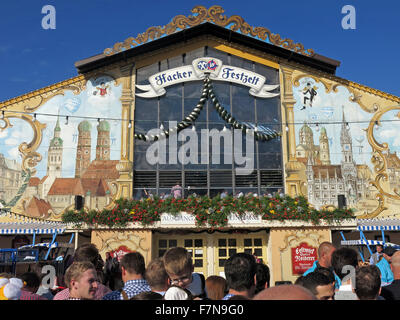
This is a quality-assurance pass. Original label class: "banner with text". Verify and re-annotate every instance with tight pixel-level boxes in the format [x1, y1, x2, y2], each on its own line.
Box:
[136, 57, 280, 98]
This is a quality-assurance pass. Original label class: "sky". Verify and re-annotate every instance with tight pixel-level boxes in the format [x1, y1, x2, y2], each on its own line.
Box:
[0, 0, 400, 103]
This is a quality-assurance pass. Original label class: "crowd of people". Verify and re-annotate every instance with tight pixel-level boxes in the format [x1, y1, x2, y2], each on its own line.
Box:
[0, 241, 399, 300]
[135, 184, 284, 201]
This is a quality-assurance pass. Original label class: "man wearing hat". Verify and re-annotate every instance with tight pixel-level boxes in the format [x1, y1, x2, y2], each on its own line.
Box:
[376, 246, 396, 286]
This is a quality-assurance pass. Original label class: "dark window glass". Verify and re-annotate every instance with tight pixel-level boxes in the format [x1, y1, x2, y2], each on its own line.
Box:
[134, 47, 283, 195]
[219, 248, 227, 257]
[169, 239, 177, 247]
[194, 259, 203, 267]
[228, 239, 236, 247]
[244, 238, 252, 247]
[184, 239, 193, 247]
[254, 238, 262, 246]
[229, 248, 237, 257]
[244, 249, 252, 255]
[194, 239, 203, 247]
[218, 239, 227, 247]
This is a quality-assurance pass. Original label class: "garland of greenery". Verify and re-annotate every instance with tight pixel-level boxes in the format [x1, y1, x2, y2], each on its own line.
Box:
[62, 194, 355, 229]
[134, 75, 280, 142]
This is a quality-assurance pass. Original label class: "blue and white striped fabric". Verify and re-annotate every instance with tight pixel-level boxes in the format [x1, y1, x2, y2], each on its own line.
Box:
[341, 240, 400, 249]
[0, 222, 66, 235]
[357, 219, 400, 231]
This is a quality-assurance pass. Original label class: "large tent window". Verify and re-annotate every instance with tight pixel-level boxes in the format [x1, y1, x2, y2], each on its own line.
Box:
[134, 47, 283, 196]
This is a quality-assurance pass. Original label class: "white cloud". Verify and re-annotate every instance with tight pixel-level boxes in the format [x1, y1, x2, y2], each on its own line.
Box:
[0, 130, 8, 139]
[8, 147, 20, 159]
[393, 136, 400, 147]
[378, 128, 397, 139]
[5, 138, 18, 146]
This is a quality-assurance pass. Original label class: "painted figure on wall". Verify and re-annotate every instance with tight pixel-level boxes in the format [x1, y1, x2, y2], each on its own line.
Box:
[301, 82, 318, 110]
[94, 82, 110, 97]
[293, 78, 377, 213]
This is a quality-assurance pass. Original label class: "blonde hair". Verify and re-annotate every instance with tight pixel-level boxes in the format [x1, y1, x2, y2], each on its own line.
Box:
[163, 247, 193, 275]
[64, 261, 96, 289]
[145, 258, 168, 290]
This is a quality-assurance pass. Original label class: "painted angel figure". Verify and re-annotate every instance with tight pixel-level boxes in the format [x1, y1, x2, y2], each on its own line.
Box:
[94, 82, 110, 97]
[301, 82, 317, 110]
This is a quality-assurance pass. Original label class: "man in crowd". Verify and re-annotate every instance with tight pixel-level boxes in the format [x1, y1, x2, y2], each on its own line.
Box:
[163, 247, 207, 299]
[380, 250, 400, 300]
[331, 247, 359, 300]
[222, 252, 257, 300]
[369, 244, 383, 265]
[376, 246, 395, 286]
[103, 252, 151, 300]
[303, 242, 340, 287]
[255, 262, 270, 294]
[296, 271, 335, 300]
[145, 257, 169, 296]
[19, 272, 48, 300]
[53, 243, 111, 300]
[253, 284, 316, 300]
[354, 265, 382, 300]
[64, 261, 99, 300]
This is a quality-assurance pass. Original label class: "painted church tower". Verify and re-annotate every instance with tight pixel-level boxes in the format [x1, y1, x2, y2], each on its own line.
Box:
[47, 116, 63, 178]
[340, 108, 357, 177]
[340, 107, 358, 203]
[96, 120, 110, 160]
[41, 116, 64, 198]
[319, 127, 330, 165]
[75, 120, 92, 178]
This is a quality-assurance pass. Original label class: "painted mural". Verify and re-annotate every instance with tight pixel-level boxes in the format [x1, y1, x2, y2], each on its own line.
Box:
[291, 76, 400, 218]
[0, 75, 123, 218]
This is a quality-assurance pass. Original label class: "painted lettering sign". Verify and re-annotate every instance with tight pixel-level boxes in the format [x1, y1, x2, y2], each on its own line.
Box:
[136, 57, 279, 98]
[110, 245, 132, 261]
[291, 242, 317, 275]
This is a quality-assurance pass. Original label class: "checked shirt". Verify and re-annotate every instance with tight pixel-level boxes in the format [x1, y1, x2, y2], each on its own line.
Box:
[102, 279, 151, 300]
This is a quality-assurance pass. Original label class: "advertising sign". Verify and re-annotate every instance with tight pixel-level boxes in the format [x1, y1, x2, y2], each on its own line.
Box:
[291, 242, 317, 275]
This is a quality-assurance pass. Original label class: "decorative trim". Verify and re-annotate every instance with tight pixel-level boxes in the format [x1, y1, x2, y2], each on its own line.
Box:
[134, 75, 280, 142]
[278, 230, 323, 252]
[0, 76, 86, 109]
[357, 104, 400, 219]
[103, 5, 315, 57]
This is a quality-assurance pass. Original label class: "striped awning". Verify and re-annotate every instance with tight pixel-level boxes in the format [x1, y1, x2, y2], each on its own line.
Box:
[0, 222, 66, 235]
[357, 219, 400, 231]
[341, 240, 400, 248]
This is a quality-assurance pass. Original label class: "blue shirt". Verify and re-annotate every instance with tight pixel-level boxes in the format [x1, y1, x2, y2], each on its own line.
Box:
[102, 279, 151, 300]
[222, 293, 235, 300]
[376, 258, 394, 286]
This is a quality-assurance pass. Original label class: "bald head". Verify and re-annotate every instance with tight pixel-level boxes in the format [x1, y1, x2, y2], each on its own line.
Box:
[253, 285, 317, 300]
[318, 242, 336, 268]
[391, 251, 400, 267]
[318, 242, 335, 257]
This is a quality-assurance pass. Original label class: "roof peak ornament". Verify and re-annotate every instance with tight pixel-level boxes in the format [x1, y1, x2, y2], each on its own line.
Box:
[103, 5, 314, 57]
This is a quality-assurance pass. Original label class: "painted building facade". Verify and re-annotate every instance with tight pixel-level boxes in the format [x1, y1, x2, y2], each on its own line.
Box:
[1, 6, 400, 284]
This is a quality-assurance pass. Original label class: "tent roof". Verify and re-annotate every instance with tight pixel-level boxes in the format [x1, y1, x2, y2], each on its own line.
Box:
[357, 218, 400, 231]
[0, 221, 67, 235]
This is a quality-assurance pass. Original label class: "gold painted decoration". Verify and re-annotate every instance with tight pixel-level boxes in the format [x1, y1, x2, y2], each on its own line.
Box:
[279, 230, 323, 252]
[357, 104, 400, 219]
[103, 5, 314, 57]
